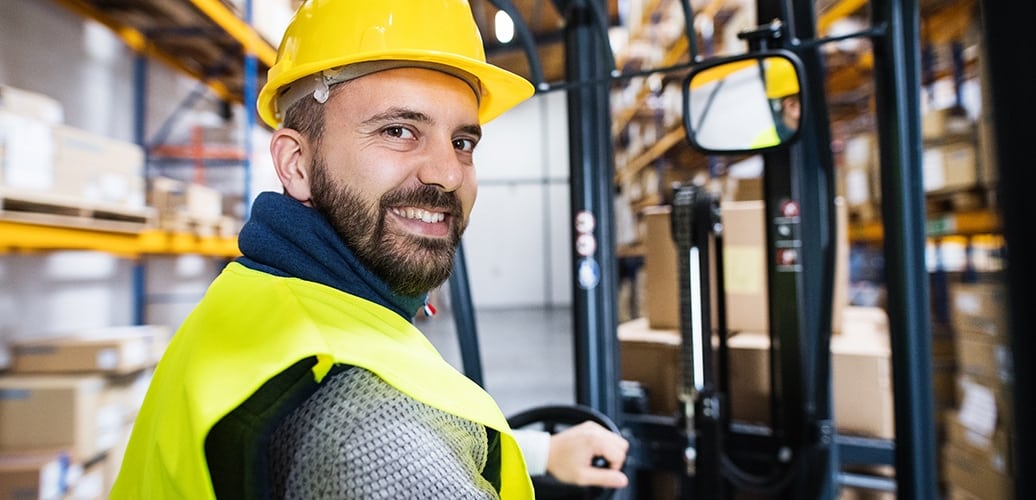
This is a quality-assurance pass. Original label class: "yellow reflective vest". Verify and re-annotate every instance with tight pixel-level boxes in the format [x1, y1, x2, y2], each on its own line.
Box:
[111, 262, 533, 499]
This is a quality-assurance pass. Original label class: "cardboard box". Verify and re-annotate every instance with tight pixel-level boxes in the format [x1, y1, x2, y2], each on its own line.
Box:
[924, 141, 979, 193]
[626, 304, 895, 436]
[946, 409, 1011, 474]
[642, 199, 848, 334]
[186, 182, 224, 221]
[642, 205, 676, 330]
[831, 327, 894, 438]
[50, 125, 145, 209]
[0, 85, 64, 124]
[724, 176, 763, 202]
[720, 200, 769, 333]
[942, 442, 1013, 500]
[956, 374, 1013, 435]
[149, 176, 225, 226]
[726, 332, 771, 423]
[946, 485, 988, 500]
[0, 111, 56, 193]
[726, 310, 894, 438]
[955, 334, 1012, 383]
[0, 375, 121, 460]
[950, 282, 1009, 340]
[8, 325, 168, 375]
[922, 107, 973, 141]
[617, 318, 681, 415]
[0, 450, 74, 500]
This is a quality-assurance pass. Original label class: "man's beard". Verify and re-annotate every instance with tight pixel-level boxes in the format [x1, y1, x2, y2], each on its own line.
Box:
[309, 155, 466, 297]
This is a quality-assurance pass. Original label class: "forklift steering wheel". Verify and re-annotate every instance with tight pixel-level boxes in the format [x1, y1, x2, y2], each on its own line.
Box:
[507, 404, 622, 500]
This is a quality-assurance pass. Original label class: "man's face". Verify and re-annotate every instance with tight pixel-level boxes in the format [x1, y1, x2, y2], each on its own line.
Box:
[781, 95, 801, 128]
[308, 68, 482, 296]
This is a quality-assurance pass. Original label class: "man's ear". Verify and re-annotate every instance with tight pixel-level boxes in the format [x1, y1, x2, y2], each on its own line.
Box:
[270, 128, 313, 205]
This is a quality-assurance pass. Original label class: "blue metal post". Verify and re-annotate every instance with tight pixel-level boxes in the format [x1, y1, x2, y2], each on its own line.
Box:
[242, 0, 257, 217]
[132, 54, 149, 326]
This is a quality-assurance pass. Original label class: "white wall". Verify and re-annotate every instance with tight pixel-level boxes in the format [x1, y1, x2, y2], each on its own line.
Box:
[465, 91, 573, 308]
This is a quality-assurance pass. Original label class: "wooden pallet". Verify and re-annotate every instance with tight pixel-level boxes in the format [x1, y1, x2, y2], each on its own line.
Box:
[157, 213, 240, 239]
[0, 189, 154, 233]
[926, 185, 996, 216]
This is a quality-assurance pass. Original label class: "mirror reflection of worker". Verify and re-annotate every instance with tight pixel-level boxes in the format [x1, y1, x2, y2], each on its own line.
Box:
[110, 0, 627, 498]
[750, 57, 801, 148]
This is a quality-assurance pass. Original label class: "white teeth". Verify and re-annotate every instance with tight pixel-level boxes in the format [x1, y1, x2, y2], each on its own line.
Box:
[392, 207, 445, 223]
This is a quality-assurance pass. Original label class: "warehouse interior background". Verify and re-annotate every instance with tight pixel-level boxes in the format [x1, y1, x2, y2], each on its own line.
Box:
[0, 0, 1018, 499]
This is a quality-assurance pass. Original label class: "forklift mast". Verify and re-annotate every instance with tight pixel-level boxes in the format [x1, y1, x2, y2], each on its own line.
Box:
[560, 0, 937, 497]
[451, 0, 1031, 498]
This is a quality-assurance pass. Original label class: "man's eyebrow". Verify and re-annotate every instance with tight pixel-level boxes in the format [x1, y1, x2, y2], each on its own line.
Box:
[363, 106, 482, 139]
[362, 107, 430, 126]
[459, 124, 483, 140]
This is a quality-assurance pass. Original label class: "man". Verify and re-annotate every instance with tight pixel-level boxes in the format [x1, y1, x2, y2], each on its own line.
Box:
[750, 56, 801, 148]
[111, 1, 627, 498]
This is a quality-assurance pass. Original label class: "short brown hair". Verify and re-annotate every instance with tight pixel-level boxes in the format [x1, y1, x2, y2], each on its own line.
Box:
[280, 86, 336, 146]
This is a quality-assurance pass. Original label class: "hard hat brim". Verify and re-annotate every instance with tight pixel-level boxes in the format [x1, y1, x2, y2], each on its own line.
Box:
[258, 49, 535, 128]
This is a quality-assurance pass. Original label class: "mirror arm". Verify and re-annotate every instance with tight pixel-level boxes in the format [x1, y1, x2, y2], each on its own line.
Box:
[738, 19, 786, 50]
[677, 0, 701, 62]
[537, 59, 699, 93]
[792, 23, 888, 50]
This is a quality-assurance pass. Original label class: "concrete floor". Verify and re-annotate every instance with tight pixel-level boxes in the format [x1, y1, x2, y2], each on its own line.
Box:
[418, 305, 578, 418]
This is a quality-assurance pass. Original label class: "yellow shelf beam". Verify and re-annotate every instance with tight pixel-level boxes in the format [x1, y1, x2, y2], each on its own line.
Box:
[189, 0, 277, 66]
[0, 220, 143, 258]
[850, 209, 1001, 243]
[51, 0, 275, 103]
[0, 221, 239, 258]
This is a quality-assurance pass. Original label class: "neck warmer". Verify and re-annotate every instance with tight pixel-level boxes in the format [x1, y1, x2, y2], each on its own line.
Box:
[235, 191, 426, 321]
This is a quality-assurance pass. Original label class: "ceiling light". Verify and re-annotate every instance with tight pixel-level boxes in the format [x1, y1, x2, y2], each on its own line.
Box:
[495, 10, 514, 44]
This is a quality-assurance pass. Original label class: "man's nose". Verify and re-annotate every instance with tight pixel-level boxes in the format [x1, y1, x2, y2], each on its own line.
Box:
[416, 142, 464, 192]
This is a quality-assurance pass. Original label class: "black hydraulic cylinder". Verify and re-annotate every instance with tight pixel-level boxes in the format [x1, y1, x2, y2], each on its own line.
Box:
[869, 0, 939, 497]
[560, 0, 622, 424]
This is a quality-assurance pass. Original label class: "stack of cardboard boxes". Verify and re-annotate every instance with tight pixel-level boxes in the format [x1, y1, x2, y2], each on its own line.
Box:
[148, 176, 240, 238]
[0, 325, 168, 499]
[619, 195, 900, 498]
[623, 198, 872, 426]
[941, 281, 1013, 499]
[0, 85, 148, 219]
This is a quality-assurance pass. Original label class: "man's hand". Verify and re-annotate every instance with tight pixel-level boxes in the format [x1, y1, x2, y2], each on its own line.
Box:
[546, 421, 630, 488]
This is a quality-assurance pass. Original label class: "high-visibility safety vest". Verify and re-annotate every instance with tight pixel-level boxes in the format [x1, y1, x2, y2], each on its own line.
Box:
[111, 262, 533, 499]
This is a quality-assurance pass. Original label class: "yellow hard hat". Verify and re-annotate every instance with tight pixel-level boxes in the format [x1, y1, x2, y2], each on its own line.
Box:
[256, 0, 535, 128]
[764, 56, 800, 100]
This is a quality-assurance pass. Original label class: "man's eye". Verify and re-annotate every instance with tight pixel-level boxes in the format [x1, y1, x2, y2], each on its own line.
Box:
[454, 138, 476, 152]
[384, 126, 415, 139]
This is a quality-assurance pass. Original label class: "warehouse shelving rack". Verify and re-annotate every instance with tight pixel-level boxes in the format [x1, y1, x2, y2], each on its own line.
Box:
[1, 0, 276, 320]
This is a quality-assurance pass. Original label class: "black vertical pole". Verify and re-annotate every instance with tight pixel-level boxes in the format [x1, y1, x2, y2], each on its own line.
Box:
[870, 0, 939, 497]
[561, 0, 621, 423]
[977, 3, 1035, 498]
[449, 242, 486, 388]
[787, 0, 839, 497]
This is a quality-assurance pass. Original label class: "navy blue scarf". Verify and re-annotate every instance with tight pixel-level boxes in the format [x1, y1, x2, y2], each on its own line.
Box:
[235, 191, 426, 321]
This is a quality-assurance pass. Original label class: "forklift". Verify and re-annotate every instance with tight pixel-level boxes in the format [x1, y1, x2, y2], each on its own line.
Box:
[451, 0, 1032, 498]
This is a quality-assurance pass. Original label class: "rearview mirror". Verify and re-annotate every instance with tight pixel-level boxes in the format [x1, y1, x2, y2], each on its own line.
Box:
[682, 51, 806, 154]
